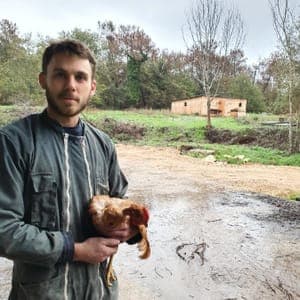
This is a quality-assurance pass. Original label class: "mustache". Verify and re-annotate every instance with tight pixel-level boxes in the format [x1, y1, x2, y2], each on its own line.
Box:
[58, 91, 80, 101]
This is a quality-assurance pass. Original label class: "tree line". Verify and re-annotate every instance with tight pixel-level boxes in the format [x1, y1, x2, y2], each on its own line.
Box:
[0, 0, 299, 116]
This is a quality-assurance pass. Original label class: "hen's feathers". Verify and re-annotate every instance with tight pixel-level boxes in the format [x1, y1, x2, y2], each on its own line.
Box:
[89, 196, 129, 231]
[89, 195, 151, 286]
[137, 224, 151, 259]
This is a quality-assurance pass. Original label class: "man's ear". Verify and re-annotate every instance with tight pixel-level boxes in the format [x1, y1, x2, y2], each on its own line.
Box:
[90, 79, 96, 96]
[38, 72, 46, 90]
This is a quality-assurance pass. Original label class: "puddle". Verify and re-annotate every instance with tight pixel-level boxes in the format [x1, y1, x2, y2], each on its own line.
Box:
[116, 178, 300, 299]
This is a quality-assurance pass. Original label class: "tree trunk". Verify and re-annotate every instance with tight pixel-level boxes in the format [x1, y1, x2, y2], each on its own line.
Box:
[297, 117, 300, 153]
[207, 95, 212, 128]
[288, 73, 293, 154]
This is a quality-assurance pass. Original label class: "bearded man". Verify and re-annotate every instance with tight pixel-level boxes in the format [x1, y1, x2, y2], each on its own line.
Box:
[0, 39, 140, 300]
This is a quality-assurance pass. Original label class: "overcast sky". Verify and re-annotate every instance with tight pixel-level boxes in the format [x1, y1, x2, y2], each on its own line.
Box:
[0, 0, 299, 64]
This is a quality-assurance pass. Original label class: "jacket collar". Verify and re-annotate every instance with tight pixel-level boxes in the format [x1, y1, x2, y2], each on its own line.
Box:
[40, 109, 86, 136]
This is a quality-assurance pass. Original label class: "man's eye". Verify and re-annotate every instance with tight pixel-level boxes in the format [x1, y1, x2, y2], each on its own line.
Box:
[76, 74, 87, 81]
[54, 72, 65, 78]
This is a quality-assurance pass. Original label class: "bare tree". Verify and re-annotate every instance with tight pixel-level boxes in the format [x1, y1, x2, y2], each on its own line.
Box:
[269, 0, 299, 153]
[184, 0, 245, 127]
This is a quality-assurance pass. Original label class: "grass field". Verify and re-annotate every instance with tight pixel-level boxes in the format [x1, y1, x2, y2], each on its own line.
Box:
[1, 105, 299, 166]
[81, 108, 300, 167]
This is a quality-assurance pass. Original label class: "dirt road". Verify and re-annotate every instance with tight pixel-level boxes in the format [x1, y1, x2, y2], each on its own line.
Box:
[0, 144, 299, 299]
[115, 144, 300, 300]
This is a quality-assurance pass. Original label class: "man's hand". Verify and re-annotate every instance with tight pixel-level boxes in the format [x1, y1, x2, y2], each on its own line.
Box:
[104, 221, 139, 242]
[96, 217, 139, 242]
[73, 237, 120, 264]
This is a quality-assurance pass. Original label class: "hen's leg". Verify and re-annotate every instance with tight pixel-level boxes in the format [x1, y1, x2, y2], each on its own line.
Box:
[106, 254, 117, 287]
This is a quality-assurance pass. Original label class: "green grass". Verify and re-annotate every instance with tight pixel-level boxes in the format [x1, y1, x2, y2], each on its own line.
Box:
[82, 108, 300, 167]
[287, 193, 300, 201]
[1, 105, 300, 167]
[83, 108, 208, 143]
[83, 108, 283, 131]
[83, 108, 207, 129]
[198, 144, 300, 166]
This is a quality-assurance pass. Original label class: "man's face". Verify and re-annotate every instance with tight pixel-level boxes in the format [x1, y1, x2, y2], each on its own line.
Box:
[39, 53, 96, 126]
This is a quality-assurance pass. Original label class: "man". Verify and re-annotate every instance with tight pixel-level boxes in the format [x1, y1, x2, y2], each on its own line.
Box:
[0, 39, 138, 299]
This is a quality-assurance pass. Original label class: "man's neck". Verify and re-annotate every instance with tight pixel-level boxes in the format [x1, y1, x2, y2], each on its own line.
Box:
[46, 107, 80, 127]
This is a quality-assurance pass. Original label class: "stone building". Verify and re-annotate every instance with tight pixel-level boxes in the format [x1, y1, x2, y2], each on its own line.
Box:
[171, 96, 247, 117]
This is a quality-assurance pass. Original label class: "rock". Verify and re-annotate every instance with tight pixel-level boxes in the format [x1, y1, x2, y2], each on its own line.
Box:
[189, 149, 215, 155]
[203, 154, 216, 163]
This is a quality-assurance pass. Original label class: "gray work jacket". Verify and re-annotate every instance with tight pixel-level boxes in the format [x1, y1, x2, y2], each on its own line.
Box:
[0, 110, 128, 299]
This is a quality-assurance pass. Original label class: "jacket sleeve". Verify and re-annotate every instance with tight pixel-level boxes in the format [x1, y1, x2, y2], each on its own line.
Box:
[0, 132, 64, 267]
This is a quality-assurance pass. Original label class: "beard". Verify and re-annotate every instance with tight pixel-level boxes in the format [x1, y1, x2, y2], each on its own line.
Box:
[45, 88, 89, 118]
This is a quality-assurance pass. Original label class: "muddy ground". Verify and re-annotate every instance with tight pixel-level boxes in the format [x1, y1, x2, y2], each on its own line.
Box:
[0, 144, 299, 299]
[205, 127, 300, 152]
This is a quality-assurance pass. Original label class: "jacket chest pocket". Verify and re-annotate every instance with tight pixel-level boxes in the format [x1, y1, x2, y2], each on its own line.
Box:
[30, 174, 59, 230]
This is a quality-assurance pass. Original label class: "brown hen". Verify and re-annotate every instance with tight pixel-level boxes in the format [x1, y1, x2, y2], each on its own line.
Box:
[89, 195, 150, 286]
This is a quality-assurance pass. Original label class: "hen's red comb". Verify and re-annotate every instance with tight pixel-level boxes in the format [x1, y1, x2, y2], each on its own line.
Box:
[143, 207, 150, 224]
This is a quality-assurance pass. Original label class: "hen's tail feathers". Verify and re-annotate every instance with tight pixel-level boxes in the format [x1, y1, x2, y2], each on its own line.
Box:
[137, 224, 151, 259]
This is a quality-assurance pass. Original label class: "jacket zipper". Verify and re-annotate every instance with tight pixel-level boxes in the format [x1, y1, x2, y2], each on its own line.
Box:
[81, 138, 93, 199]
[63, 133, 71, 300]
[81, 137, 105, 299]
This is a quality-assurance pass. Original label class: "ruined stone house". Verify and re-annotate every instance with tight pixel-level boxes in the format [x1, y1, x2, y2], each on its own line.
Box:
[171, 96, 247, 117]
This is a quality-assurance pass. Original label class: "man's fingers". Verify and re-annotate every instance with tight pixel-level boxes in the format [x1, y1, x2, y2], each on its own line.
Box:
[100, 238, 120, 248]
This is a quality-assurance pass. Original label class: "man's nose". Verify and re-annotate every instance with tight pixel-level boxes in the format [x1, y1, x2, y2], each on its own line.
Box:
[65, 75, 76, 91]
